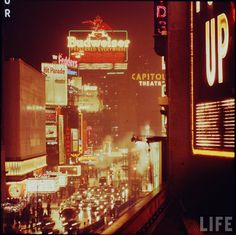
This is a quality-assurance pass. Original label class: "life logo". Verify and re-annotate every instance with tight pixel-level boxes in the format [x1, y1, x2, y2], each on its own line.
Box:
[4, 0, 11, 18]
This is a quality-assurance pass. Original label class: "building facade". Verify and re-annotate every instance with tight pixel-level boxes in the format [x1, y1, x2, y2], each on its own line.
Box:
[166, 1, 235, 216]
[2, 58, 47, 198]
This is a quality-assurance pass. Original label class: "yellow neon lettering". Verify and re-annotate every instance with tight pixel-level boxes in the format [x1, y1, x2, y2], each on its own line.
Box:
[196, 1, 200, 13]
[142, 73, 147, 80]
[205, 18, 216, 86]
[217, 13, 229, 84]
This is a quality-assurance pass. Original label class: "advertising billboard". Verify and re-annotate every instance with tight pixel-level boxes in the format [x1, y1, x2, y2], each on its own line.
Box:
[58, 115, 65, 164]
[71, 128, 78, 152]
[26, 177, 60, 193]
[58, 165, 81, 176]
[67, 30, 130, 70]
[190, 2, 235, 158]
[41, 63, 68, 106]
[77, 96, 103, 112]
[45, 108, 57, 124]
[65, 128, 71, 158]
[46, 125, 57, 138]
[69, 76, 82, 94]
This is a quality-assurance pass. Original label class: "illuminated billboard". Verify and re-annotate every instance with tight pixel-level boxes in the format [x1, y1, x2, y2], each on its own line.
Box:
[41, 63, 68, 106]
[76, 84, 103, 112]
[58, 165, 81, 176]
[46, 125, 57, 138]
[77, 95, 103, 113]
[45, 108, 57, 124]
[71, 128, 78, 152]
[26, 177, 60, 193]
[190, 2, 235, 158]
[67, 29, 130, 70]
[45, 108, 57, 145]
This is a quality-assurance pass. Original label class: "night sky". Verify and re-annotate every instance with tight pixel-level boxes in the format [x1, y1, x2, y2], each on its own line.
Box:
[2, 0, 163, 137]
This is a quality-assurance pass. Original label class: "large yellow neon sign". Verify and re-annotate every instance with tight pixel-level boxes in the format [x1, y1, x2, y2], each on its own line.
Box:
[190, 2, 234, 158]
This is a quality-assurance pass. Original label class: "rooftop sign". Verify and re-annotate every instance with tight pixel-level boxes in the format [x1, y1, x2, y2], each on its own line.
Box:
[67, 18, 130, 70]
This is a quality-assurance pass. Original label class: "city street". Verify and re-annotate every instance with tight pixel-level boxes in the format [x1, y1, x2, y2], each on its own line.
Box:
[1, 1, 235, 235]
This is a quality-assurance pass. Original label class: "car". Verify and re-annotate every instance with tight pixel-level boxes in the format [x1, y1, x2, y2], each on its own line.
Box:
[60, 207, 77, 221]
[115, 200, 122, 207]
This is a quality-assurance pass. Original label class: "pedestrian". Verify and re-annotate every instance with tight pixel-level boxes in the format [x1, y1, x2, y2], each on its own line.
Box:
[25, 205, 31, 228]
[15, 210, 21, 227]
[38, 206, 44, 222]
[46, 202, 51, 216]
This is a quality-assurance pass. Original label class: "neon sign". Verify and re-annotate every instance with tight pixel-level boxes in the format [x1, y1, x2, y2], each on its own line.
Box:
[131, 73, 165, 87]
[68, 29, 130, 70]
[58, 54, 78, 69]
[205, 13, 229, 86]
[67, 31, 130, 49]
[190, 2, 235, 158]
[154, 0, 168, 56]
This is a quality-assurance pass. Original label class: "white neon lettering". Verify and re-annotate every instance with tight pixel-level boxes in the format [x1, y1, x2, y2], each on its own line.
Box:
[67, 36, 130, 48]
[217, 13, 229, 84]
[67, 36, 77, 47]
[205, 18, 216, 86]
[90, 40, 100, 47]
[101, 40, 108, 47]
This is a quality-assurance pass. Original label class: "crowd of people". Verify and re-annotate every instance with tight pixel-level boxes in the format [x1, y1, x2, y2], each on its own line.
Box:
[2, 195, 54, 234]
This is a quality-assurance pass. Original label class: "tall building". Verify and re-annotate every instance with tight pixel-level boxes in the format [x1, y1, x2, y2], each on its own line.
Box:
[2, 58, 47, 198]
